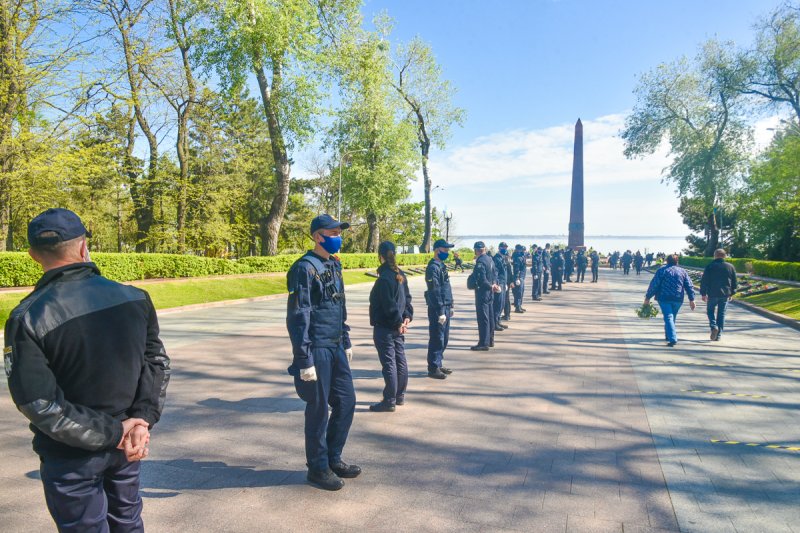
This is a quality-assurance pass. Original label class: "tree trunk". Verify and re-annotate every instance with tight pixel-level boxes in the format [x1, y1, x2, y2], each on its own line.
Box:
[420, 142, 432, 252]
[254, 60, 290, 256]
[366, 211, 380, 252]
[704, 211, 719, 257]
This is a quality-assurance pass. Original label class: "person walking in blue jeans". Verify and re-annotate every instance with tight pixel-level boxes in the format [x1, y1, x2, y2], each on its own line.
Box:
[644, 254, 696, 346]
[700, 248, 738, 341]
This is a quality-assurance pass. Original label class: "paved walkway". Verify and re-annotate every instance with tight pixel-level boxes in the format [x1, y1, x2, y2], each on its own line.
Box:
[1, 268, 798, 532]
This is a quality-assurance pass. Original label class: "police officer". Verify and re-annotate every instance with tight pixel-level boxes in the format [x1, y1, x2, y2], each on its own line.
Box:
[501, 243, 514, 321]
[287, 214, 360, 491]
[5, 208, 171, 532]
[492, 243, 510, 331]
[564, 248, 575, 282]
[591, 250, 600, 282]
[542, 243, 552, 294]
[576, 249, 588, 282]
[551, 249, 564, 291]
[622, 250, 633, 275]
[471, 241, 498, 351]
[511, 244, 527, 313]
[425, 239, 455, 379]
[530, 244, 543, 300]
[368, 241, 413, 412]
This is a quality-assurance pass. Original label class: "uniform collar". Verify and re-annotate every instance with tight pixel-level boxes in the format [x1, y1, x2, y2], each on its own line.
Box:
[35, 262, 101, 290]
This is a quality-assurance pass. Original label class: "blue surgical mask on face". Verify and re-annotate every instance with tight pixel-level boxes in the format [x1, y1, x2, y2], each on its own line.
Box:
[437, 251, 449, 261]
[320, 235, 342, 254]
[500, 248, 508, 255]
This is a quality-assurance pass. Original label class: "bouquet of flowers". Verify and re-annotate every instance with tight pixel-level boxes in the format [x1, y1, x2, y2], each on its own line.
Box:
[635, 302, 659, 319]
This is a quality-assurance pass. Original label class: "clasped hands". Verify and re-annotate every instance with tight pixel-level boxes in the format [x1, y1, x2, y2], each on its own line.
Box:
[398, 318, 411, 335]
[117, 418, 150, 462]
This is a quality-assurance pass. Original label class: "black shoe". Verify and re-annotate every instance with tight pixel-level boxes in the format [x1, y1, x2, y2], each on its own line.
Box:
[369, 401, 395, 413]
[307, 468, 344, 491]
[395, 397, 405, 405]
[513, 308, 523, 313]
[533, 297, 542, 301]
[470, 345, 489, 351]
[489, 341, 494, 347]
[502, 315, 511, 321]
[440, 367, 453, 375]
[710, 327, 719, 341]
[330, 461, 361, 479]
[544, 290, 551, 294]
[667, 341, 676, 347]
[494, 326, 505, 332]
[714, 335, 721, 342]
[428, 369, 447, 379]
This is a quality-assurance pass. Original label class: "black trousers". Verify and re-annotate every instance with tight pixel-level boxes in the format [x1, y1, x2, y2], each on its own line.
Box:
[531, 273, 542, 298]
[503, 286, 511, 319]
[40, 450, 143, 533]
[427, 306, 451, 371]
[576, 267, 586, 282]
[591, 266, 599, 282]
[551, 269, 563, 290]
[373, 325, 407, 405]
[494, 282, 507, 323]
[543, 270, 550, 292]
[475, 290, 494, 346]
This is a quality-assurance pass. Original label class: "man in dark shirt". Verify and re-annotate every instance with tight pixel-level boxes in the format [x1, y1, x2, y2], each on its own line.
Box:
[700, 248, 738, 341]
[471, 242, 499, 351]
[5, 208, 170, 532]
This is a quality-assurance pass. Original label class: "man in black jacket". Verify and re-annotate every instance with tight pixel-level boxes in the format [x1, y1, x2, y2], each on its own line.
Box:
[471, 241, 499, 351]
[700, 248, 738, 341]
[5, 208, 170, 532]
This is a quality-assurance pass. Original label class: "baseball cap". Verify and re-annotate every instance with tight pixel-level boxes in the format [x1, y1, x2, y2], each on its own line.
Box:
[28, 208, 91, 247]
[498, 242, 508, 248]
[473, 241, 486, 249]
[310, 214, 350, 235]
[433, 239, 455, 249]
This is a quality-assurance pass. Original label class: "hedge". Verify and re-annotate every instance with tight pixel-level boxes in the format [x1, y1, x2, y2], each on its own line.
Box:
[677, 256, 800, 282]
[0, 250, 473, 287]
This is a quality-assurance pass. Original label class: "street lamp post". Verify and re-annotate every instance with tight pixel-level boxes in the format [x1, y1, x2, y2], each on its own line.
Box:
[338, 148, 368, 220]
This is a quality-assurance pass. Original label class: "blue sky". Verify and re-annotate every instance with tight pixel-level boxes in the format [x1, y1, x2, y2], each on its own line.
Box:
[333, 0, 782, 236]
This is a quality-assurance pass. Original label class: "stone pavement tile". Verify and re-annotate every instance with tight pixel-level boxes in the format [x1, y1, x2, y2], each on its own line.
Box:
[565, 514, 622, 532]
[622, 525, 679, 533]
[729, 516, 794, 533]
[541, 490, 597, 519]
[458, 497, 518, 529]
[510, 505, 568, 533]
[362, 509, 482, 533]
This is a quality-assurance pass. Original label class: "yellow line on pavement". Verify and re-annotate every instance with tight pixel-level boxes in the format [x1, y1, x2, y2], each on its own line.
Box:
[710, 439, 800, 453]
[681, 389, 769, 399]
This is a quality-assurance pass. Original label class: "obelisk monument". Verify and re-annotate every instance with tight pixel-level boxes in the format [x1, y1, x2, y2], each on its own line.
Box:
[568, 118, 585, 250]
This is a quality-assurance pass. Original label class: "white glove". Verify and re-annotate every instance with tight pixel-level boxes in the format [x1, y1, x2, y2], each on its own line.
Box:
[300, 367, 317, 382]
[438, 314, 447, 325]
[515, 280, 521, 287]
[345, 348, 353, 363]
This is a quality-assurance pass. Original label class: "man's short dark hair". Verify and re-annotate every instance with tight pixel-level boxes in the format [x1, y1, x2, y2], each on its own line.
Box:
[667, 254, 679, 266]
[30, 232, 84, 258]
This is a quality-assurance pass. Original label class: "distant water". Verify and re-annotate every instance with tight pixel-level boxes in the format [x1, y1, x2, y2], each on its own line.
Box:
[452, 235, 688, 255]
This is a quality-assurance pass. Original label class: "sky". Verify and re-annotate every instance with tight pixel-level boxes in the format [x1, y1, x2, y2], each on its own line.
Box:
[311, 0, 784, 237]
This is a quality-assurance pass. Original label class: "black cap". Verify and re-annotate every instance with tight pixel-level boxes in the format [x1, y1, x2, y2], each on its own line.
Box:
[378, 241, 395, 255]
[28, 208, 91, 247]
[433, 239, 455, 249]
[498, 242, 508, 248]
[473, 241, 486, 249]
[310, 214, 350, 235]
[514, 244, 524, 251]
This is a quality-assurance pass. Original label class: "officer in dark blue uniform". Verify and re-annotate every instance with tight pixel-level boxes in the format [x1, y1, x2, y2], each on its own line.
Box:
[530, 244, 543, 300]
[492, 243, 510, 331]
[286, 214, 360, 491]
[425, 239, 455, 379]
[591, 250, 600, 282]
[551, 249, 564, 291]
[368, 241, 413, 412]
[565, 248, 575, 282]
[511, 244, 527, 313]
[542, 243, 552, 294]
[576, 250, 588, 282]
[501, 245, 514, 320]
[471, 241, 498, 351]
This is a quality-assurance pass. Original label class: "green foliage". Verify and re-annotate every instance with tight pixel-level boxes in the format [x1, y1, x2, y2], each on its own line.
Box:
[635, 302, 659, 319]
[740, 287, 800, 319]
[676, 256, 800, 281]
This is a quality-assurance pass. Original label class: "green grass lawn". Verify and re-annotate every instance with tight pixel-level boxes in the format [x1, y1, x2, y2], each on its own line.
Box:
[0, 271, 379, 326]
[739, 287, 800, 320]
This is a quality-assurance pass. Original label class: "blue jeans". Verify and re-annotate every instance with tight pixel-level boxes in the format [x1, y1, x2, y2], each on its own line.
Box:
[706, 297, 728, 334]
[658, 300, 683, 344]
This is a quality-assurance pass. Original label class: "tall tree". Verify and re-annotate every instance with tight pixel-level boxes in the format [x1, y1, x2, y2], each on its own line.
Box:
[622, 41, 752, 256]
[199, 0, 361, 255]
[740, 2, 800, 121]
[387, 33, 464, 252]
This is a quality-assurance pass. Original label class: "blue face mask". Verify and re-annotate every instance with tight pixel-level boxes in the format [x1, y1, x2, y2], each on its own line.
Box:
[437, 251, 449, 261]
[500, 248, 508, 255]
[320, 235, 342, 254]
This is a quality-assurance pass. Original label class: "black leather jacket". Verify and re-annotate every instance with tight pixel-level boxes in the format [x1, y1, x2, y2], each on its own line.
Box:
[5, 263, 170, 458]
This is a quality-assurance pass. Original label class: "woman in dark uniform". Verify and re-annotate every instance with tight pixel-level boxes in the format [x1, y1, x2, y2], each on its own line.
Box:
[368, 241, 413, 412]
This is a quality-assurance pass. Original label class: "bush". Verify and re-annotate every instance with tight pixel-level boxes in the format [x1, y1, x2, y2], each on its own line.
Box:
[0, 251, 443, 287]
[676, 256, 800, 281]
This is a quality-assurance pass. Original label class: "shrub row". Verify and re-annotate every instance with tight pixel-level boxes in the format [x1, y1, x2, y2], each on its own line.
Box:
[0, 250, 474, 287]
[677, 256, 800, 282]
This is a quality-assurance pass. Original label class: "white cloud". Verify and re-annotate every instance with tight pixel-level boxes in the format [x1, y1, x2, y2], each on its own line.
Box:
[427, 113, 672, 191]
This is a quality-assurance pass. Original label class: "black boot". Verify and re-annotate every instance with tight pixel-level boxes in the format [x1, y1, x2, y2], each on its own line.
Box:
[307, 468, 344, 491]
[330, 461, 362, 479]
